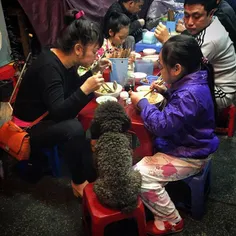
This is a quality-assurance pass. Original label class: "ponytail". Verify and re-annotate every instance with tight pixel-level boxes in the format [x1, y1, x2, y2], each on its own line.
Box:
[201, 58, 217, 117]
[64, 9, 83, 26]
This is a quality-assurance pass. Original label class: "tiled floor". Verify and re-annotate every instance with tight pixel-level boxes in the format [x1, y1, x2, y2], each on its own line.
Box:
[0, 135, 236, 236]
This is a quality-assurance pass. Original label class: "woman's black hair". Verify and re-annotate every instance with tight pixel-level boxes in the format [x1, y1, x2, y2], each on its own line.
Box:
[103, 12, 130, 38]
[56, 9, 103, 54]
[162, 34, 217, 113]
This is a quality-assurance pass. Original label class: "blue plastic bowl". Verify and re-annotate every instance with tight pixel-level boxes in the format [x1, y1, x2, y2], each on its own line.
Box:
[140, 75, 159, 85]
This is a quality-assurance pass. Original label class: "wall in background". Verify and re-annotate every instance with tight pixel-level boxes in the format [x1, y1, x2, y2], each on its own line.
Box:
[0, 0, 11, 67]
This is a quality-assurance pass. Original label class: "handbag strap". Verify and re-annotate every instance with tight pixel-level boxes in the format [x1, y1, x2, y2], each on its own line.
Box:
[9, 52, 32, 104]
[9, 53, 49, 127]
[27, 111, 49, 128]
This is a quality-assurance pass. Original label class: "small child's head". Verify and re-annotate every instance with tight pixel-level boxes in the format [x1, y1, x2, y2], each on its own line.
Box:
[158, 34, 204, 84]
[104, 12, 130, 47]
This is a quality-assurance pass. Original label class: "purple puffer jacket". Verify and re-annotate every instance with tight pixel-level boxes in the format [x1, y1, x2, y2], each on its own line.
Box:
[138, 70, 219, 158]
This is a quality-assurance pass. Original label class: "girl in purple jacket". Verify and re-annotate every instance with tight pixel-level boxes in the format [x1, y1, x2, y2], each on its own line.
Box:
[130, 34, 219, 235]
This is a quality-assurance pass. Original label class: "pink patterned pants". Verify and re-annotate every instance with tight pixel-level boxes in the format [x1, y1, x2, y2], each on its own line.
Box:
[133, 152, 210, 223]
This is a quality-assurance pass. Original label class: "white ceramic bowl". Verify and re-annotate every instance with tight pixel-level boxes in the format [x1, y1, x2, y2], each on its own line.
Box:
[143, 48, 156, 55]
[136, 85, 164, 105]
[96, 96, 118, 104]
[133, 72, 147, 84]
[94, 82, 122, 98]
[142, 54, 159, 62]
[136, 85, 150, 92]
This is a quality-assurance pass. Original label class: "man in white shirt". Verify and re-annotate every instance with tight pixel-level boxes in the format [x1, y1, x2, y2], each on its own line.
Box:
[155, 0, 236, 109]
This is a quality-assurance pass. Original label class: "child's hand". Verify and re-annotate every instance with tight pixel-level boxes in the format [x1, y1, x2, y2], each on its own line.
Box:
[150, 81, 167, 94]
[129, 91, 144, 107]
[154, 22, 170, 44]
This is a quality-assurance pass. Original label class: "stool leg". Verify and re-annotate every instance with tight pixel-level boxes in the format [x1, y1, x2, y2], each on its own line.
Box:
[91, 219, 105, 236]
[82, 195, 91, 236]
[134, 208, 146, 236]
[228, 106, 236, 137]
[189, 180, 205, 220]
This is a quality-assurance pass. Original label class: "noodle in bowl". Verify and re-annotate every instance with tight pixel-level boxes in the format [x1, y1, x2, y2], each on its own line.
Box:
[94, 82, 122, 98]
[136, 85, 164, 105]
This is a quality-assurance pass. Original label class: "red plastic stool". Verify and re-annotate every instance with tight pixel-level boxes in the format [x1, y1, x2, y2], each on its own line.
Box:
[82, 183, 146, 236]
[215, 104, 236, 137]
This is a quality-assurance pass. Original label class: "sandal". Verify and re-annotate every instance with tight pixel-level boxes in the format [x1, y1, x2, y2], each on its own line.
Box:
[71, 180, 88, 198]
[146, 219, 184, 235]
[72, 188, 83, 198]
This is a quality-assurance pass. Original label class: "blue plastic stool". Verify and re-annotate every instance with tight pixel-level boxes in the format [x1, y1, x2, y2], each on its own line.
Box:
[42, 146, 61, 177]
[176, 160, 211, 220]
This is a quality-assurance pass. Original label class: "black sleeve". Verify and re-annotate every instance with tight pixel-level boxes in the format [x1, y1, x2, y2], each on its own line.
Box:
[39, 65, 92, 121]
[130, 19, 142, 35]
[217, 12, 236, 50]
[74, 69, 93, 87]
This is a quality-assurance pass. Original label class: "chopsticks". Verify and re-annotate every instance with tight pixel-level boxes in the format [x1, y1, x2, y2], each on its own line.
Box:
[89, 49, 113, 72]
[144, 77, 164, 97]
[109, 48, 132, 58]
[101, 83, 114, 93]
[100, 49, 113, 72]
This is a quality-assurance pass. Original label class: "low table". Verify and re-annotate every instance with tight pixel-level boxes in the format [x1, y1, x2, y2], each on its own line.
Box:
[78, 98, 154, 159]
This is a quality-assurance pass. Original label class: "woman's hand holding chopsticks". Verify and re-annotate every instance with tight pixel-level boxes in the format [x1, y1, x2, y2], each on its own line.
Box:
[80, 71, 104, 95]
[92, 58, 112, 74]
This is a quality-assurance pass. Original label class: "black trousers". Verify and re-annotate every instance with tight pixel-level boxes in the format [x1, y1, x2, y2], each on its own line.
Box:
[27, 119, 96, 184]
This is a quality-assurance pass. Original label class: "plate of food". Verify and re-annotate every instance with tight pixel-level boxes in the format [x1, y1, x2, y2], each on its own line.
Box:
[96, 96, 118, 104]
[140, 75, 158, 85]
[133, 72, 147, 84]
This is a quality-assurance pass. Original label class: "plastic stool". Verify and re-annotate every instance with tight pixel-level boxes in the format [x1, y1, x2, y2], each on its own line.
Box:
[42, 146, 61, 177]
[215, 104, 236, 137]
[82, 183, 146, 236]
[177, 160, 211, 220]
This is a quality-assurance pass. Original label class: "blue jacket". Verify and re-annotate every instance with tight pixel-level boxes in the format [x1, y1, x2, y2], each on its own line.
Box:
[138, 70, 219, 158]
